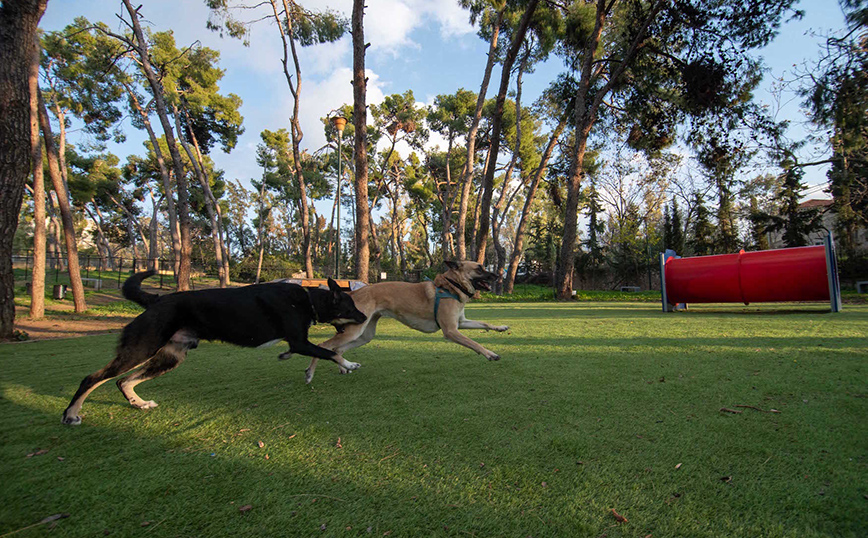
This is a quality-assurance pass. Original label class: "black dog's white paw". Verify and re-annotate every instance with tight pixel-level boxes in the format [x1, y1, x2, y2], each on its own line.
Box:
[61, 414, 82, 426]
[278, 351, 293, 360]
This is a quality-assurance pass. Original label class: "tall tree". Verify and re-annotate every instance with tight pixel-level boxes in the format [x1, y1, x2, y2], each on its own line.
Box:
[38, 90, 87, 312]
[456, 1, 505, 260]
[553, 0, 801, 298]
[801, 0, 867, 254]
[427, 89, 476, 257]
[670, 198, 685, 254]
[689, 192, 715, 256]
[205, 0, 347, 278]
[0, 0, 47, 338]
[29, 32, 46, 320]
[352, 0, 370, 281]
[475, 0, 540, 264]
[761, 167, 825, 247]
[153, 34, 243, 286]
[97, 0, 196, 290]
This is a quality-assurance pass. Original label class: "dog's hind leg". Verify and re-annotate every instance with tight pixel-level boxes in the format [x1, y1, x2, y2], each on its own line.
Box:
[116, 330, 196, 410]
[62, 350, 150, 425]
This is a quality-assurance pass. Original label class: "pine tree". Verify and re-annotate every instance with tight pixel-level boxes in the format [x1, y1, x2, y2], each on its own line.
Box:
[689, 192, 715, 256]
[671, 199, 684, 254]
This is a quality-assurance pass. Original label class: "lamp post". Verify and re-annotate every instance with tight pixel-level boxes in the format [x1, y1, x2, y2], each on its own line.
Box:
[330, 114, 347, 279]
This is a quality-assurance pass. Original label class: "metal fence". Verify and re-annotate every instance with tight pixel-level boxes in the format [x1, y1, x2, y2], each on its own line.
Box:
[11, 251, 223, 291]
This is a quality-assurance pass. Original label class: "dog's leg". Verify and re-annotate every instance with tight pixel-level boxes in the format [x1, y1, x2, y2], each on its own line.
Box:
[307, 317, 377, 383]
[458, 319, 509, 332]
[62, 350, 150, 425]
[116, 329, 196, 410]
[440, 318, 502, 361]
[116, 345, 186, 410]
[287, 340, 363, 377]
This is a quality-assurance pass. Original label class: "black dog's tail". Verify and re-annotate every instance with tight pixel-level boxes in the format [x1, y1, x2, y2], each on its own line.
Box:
[122, 270, 161, 308]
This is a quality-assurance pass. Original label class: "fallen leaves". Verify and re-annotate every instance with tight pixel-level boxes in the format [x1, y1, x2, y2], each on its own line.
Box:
[721, 405, 781, 414]
[675, 463, 682, 470]
[25, 448, 49, 458]
[610, 508, 628, 523]
[239, 504, 253, 514]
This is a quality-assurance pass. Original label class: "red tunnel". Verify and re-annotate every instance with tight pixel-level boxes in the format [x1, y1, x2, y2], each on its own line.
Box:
[663, 246, 831, 305]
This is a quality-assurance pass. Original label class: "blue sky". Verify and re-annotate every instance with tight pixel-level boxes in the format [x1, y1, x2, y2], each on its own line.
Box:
[41, 0, 847, 203]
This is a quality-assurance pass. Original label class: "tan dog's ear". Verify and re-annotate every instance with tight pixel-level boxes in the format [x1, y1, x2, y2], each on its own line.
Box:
[444, 260, 460, 271]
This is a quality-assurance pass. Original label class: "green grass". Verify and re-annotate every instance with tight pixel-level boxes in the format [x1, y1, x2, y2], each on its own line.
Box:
[1, 303, 867, 537]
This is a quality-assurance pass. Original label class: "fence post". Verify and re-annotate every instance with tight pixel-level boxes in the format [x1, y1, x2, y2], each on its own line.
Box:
[24, 250, 30, 283]
[55, 258, 59, 283]
[118, 258, 123, 288]
[159, 259, 163, 289]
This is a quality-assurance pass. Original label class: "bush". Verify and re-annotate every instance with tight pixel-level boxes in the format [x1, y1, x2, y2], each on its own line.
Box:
[230, 256, 303, 283]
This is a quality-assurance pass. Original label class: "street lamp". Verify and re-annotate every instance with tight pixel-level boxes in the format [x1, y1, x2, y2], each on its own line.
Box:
[329, 113, 347, 279]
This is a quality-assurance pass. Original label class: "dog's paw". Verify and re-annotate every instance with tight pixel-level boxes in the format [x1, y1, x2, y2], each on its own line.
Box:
[61, 414, 81, 426]
[132, 400, 158, 410]
[486, 352, 501, 361]
[305, 368, 314, 384]
[494, 325, 509, 332]
[343, 361, 361, 371]
[278, 351, 293, 360]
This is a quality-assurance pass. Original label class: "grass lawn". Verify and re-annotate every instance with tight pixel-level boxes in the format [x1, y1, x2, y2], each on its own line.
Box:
[1, 302, 867, 537]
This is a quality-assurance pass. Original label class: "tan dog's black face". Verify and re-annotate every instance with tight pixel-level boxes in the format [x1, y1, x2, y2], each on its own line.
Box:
[443, 260, 498, 292]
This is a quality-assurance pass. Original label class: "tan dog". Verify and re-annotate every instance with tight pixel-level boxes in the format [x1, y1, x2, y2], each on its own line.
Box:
[301, 260, 509, 383]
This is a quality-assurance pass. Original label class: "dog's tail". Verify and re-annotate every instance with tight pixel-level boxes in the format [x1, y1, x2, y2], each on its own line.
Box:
[122, 270, 161, 308]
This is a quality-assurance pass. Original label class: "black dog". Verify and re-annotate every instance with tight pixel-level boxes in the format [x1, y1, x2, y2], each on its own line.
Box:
[61, 271, 366, 425]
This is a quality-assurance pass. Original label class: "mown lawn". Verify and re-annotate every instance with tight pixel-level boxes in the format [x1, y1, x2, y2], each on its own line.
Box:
[1, 302, 867, 537]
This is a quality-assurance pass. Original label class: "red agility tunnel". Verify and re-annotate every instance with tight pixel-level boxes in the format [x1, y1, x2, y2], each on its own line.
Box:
[660, 234, 842, 312]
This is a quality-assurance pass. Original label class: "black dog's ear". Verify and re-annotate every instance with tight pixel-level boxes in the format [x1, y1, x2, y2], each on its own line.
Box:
[327, 278, 343, 296]
[444, 260, 460, 271]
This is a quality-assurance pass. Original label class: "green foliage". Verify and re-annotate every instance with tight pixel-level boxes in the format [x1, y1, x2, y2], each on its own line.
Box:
[41, 18, 126, 143]
[689, 192, 715, 256]
[229, 255, 302, 283]
[801, 0, 867, 254]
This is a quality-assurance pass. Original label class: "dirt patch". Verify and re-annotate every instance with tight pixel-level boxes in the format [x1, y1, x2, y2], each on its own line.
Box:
[12, 316, 128, 341]
[10, 290, 134, 341]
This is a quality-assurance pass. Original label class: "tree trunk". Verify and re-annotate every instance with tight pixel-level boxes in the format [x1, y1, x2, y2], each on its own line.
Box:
[352, 0, 370, 282]
[505, 113, 568, 294]
[468, 147, 490, 260]
[269, 0, 314, 278]
[148, 190, 162, 270]
[492, 52, 530, 293]
[187, 118, 230, 282]
[38, 90, 87, 312]
[0, 0, 46, 338]
[255, 179, 269, 284]
[456, 7, 503, 260]
[47, 195, 64, 271]
[29, 35, 45, 320]
[555, 0, 663, 298]
[82, 203, 111, 269]
[124, 84, 181, 278]
[93, 204, 116, 269]
[368, 208, 382, 277]
[122, 0, 192, 290]
[476, 0, 539, 265]
[173, 105, 227, 286]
